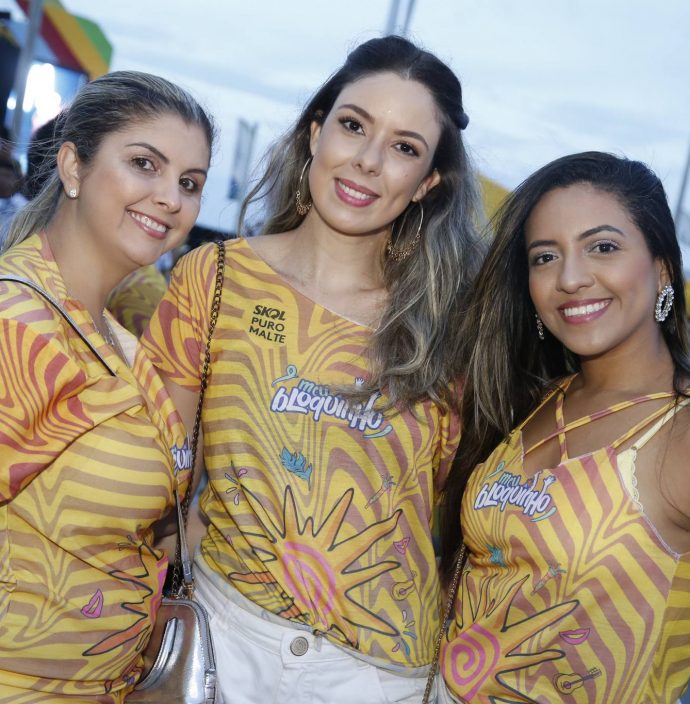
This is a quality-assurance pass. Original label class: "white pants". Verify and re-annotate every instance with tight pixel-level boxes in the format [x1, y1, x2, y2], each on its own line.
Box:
[194, 562, 431, 704]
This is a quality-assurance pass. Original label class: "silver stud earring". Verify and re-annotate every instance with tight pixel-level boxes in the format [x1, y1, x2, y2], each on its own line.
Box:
[654, 284, 674, 322]
[67, 187, 78, 199]
[535, 314, 545, 341]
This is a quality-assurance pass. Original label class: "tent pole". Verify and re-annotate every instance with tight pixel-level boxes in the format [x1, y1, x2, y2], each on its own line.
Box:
[11, 0, 44, 143]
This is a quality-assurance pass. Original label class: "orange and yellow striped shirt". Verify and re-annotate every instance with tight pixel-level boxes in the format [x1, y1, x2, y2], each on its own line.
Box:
[0, 234, 191, 703]
[142, 238, 460, 668]
[441, 381, 690, 703]
[107, 265, 168, 338]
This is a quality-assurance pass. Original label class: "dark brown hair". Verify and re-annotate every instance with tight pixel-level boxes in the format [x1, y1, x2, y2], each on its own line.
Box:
[440, 151, 690, 581]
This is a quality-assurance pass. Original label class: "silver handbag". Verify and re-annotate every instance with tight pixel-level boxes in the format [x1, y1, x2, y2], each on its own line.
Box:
[131, 597, 215, 703]
[125, 499, 217, 704]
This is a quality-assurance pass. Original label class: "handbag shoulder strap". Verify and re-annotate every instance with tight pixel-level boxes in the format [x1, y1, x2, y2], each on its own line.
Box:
[0, 274, 116, 376]
[173, 239, 226, 597]
[422, 544, 468, 704]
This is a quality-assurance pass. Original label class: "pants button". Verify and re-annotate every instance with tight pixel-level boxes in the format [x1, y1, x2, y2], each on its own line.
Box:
[290, 636, 309, 656]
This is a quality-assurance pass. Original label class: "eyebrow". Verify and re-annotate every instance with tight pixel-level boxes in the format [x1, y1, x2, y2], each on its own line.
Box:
[336, 103, 430, 150]
[527, 224, 625, 251]
[126, 142, 208, 176]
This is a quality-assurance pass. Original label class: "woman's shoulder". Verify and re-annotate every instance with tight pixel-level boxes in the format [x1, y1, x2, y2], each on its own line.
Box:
[241, 233, 310, 286]
[173, 237, 257, 279]
[175, 240, 219, 273]
[0, 277, 66, 334]
[668, 393, 690, 449]
[0, 234, 69, 329]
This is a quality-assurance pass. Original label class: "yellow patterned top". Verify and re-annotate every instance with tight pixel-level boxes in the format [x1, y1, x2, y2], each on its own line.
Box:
[107, 265, 168, 338]
[441, 380, 690, 703]
[142, 238, 460, 668]
[0, 234, 192, 703]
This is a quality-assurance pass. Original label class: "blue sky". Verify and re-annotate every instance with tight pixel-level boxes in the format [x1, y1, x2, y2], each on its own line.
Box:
[8, 0, 690, 238]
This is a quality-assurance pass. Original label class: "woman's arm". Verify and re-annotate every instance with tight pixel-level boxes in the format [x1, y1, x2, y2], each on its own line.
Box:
[141, 245, 218, 542]
[153, 373, 207, 543]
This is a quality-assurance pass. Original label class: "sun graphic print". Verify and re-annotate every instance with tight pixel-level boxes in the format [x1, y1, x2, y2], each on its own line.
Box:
[442, 570, 578, 703]
[228, 484, 402, 648]
[82, 536, 166, 658]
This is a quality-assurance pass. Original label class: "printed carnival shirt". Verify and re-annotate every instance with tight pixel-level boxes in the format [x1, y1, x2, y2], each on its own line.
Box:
[440, 382, 690, 704]
[142, 238, 460, 668]
[0, 234, 191, 703]
[107, 264, 168, 338]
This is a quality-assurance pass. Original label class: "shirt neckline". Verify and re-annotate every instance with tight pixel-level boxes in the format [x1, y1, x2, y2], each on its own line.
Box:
[237, 237, 377, 332]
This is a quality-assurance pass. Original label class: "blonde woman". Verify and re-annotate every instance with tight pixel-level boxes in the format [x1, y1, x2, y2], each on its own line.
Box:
[0, 71, 213, 702]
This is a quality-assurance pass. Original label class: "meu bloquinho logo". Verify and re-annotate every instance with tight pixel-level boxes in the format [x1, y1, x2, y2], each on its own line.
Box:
[474, 461, 558, 521]
[271, 375, 385, 435]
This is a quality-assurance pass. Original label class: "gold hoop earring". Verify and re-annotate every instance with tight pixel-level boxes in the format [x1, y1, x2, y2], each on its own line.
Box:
[387, 201, 424, 262]
[295, 157, 312, 216]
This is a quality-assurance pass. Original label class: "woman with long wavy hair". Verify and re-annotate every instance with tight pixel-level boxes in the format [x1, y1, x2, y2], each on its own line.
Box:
[142, 34, 482, 703]
[438, 151, 690, 704]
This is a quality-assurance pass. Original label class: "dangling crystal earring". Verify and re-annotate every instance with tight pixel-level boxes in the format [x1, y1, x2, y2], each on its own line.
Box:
[295, 157, 312, 216]
[535, 314, 545, 340]
[387, 201, 424, 262]
[654, 283, 674, 322]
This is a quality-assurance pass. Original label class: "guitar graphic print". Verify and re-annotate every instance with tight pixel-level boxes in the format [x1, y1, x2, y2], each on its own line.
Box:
[553, 667, 602, 694]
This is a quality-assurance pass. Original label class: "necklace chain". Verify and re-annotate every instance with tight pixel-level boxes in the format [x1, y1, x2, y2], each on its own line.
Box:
[100, 314, 126, 362]
[100, 314, 116, 346]
[60, 282, 122, 358]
